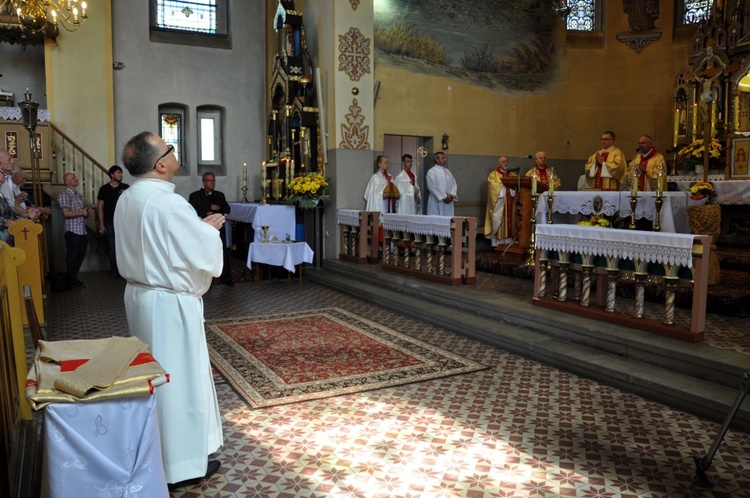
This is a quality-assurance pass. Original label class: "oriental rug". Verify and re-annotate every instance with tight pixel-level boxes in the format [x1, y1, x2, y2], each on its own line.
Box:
[206, 308, 486, 409]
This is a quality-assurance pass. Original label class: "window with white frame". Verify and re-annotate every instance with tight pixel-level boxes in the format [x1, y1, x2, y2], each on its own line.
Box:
[158, 105, 186, 169]
[197, 106, 223, 168]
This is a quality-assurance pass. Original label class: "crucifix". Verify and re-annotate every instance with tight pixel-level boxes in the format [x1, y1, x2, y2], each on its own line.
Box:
[692, 47, 727, 182]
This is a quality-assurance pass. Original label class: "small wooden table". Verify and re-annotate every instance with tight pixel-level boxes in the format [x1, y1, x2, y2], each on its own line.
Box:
[247, 241, 314, 285]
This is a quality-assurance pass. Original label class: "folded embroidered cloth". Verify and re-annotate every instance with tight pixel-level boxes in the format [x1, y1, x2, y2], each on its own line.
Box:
[26, 337, 168, 410]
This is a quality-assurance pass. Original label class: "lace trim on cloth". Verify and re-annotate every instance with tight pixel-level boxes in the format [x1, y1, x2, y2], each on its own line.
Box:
[382, 213, 452, 238]
[0, 107, 51, 122]
[667, 174, 725, 182]
[535, 225, 696, 268]
[337, 209, 361, 227]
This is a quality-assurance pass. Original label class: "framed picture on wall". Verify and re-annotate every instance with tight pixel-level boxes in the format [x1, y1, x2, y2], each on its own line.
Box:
[727, 134, 750, 180]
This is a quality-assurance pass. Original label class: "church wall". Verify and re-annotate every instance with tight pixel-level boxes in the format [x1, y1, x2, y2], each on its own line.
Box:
[0, 44, 46, 107]
[111, 1, 267, 200]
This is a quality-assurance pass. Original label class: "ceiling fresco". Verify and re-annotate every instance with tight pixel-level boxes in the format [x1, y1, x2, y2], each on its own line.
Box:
[374, 0, 561, 92]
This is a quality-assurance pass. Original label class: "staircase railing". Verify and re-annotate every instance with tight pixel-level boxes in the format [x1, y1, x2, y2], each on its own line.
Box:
[48, 124, 109, 208]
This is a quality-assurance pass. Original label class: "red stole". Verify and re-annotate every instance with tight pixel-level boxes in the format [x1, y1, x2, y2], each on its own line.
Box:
[593, 151, 610, 190]
[406, 169, 416, 185]
[636, 149, 658, 191]
[536, 166, 550, 183]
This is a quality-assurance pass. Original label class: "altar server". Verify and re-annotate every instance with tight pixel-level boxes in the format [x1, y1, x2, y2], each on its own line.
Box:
[426, 151, 458, 216]
[394, 154, 420, 214]
[364, 155, 399, 214]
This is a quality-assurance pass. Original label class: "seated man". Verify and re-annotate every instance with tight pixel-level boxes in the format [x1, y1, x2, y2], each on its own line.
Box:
[525, 151, 561, 190]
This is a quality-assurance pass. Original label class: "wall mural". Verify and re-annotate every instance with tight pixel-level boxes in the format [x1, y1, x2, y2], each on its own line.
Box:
[374, 0, 560, 92]
[340, 98, 371, 149]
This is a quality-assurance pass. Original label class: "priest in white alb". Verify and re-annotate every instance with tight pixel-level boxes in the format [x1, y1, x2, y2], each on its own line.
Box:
[394, 153, 420, 214]
[426, 151, 458, 216]
[115, 131, 225, 488]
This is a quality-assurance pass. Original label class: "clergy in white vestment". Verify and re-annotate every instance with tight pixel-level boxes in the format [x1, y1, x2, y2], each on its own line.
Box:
[115, 131, 226, 487]
[394, 153, 420, 214]
[364, 155, 399, 214]
[426, 151, 458, 216]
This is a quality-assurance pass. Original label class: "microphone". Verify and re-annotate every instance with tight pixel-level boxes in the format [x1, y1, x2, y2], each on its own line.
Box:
[504, 155, 533, 172]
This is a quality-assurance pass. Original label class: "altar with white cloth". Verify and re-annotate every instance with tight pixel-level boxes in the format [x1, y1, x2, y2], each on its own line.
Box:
[535, 191, 697, 233]
[668, 174, 750, 205]
[226, 202, 296, 245]
[532, 224, 710, 342]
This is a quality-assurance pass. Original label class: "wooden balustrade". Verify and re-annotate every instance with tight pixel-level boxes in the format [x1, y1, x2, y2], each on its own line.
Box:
[532, 224, 710, 342]
[381, 214, 477, 286]
[338, 210, 380, 264]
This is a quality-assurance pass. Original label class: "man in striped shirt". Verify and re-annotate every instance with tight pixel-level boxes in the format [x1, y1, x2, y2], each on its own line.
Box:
[58, 172, 91, 288]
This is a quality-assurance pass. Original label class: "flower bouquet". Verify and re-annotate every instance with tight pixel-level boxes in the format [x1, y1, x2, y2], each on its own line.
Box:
[686, 180, 716, 201]
[577, 214, 613, 228]
[288, 173, 331, 209]
[676, 139, 723, 173]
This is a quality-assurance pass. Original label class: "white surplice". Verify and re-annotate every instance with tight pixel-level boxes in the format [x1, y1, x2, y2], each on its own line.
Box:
[394, 169, 419, 214]
[426, 164, 458, 216]
[114, 178, 223, 484]
[363, 170, 392, 214]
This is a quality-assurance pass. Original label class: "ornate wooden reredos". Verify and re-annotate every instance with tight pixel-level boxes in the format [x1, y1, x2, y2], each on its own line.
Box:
[266, 0, 324, 201]
[674, 1, 750, 146]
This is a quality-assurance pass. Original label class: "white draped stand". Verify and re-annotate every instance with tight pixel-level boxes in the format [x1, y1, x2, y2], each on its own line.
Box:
[532, 224, 710, 341]
[247, 241, 314, 285]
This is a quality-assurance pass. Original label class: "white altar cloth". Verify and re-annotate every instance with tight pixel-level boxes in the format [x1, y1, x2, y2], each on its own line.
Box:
[42, 396, 168, 498]
[535, 224, 697, 267]
[337, 209, 361, 227]
[382, 213, 452, 238]
[669, 180, 750, 205]
[247, 241, 314, 273]
[227, 202, 296, 243]
[536, 191, 693, 233]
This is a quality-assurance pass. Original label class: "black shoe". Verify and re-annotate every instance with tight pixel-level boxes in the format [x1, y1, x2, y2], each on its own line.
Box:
[69, 280, 85, 289]
[109, 272, 118, 280]
[224, 279, 235, 287]
[168, 460, 221, 489]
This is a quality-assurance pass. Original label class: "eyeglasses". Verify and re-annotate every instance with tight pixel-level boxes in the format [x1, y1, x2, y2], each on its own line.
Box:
[153, 144, 175, 169]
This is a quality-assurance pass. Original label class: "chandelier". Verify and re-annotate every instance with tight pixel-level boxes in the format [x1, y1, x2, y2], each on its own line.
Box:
[1, 0, 88, 33]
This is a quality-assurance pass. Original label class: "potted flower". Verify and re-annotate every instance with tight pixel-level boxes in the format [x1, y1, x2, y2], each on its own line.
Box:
[686, 180, 716, 202]
[676, 139, 723, 174]
[288, 173, 331, 209]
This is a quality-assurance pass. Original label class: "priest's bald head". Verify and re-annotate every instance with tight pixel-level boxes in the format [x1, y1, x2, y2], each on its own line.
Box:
[122, 132, 179, 180]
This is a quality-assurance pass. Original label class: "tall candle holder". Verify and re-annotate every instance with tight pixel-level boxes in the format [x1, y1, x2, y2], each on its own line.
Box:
[545, 190, 554, 224]
[629, 193, 638, 230]
[653, 194, 664, 232]
[241, 162, 248, 203]
[524, 193, 540, 267]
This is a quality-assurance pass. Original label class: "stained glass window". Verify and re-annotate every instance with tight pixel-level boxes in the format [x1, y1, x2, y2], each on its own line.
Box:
[566, 0, 597, 31]
[680, 0, 713, 25]
[159, 111, 183, 166]
[156, 0, 217, 34]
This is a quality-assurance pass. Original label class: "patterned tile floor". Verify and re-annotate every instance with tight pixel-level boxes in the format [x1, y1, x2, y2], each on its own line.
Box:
[48, 271, 750, 497]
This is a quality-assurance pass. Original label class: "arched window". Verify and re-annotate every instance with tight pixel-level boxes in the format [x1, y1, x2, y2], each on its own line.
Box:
[158, 104, 187, 172]
[678, 0, 714, 26]
[566, 1, 600, 32]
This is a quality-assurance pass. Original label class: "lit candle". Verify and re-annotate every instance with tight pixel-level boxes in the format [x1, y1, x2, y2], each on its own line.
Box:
[81, 1, 87, 17]
[548, 173, 555, 196]
[531, 176, 537, 196]
[243, 162, 247, 188]
[73, 7, 79, 23]
[51, 9, 57, 24]
[630, 175, 638, 197]
[261, 161, 266, 183]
